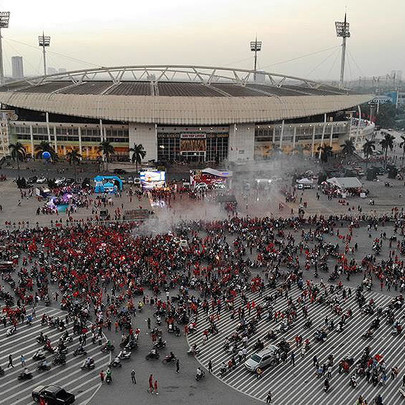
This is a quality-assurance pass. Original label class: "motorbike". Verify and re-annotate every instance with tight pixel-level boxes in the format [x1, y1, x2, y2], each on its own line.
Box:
[18, 371, 33, 381]
[6, 326, 16, 337]
[304, 319, 313, 329]
[0, 366, 5, 377]
[81, 359, 95, 370]
[43, 344, 55, 354]
[37, 362, 51, 372]
[155, 315, 162, 326]
[73, 347, 87, 357]
[101, 344, 115, 353]
[145, 350, 160, 360]
[196, 370, 206, 381]
[167, 324, 181, 336]
[153, 340, 167, 350]
[109, 357, 122, 368]
[32, 350, 46, 361]
[252, 341, 264, 352]
[125, 340, 138, 351]
[219, 366, 227, 377]
[118, 350, 131, 360]
[61, 331, 73, 343]
[162, 355, 176, 364]
[106, 374, 112, 384]
[36, 334, 46, 344]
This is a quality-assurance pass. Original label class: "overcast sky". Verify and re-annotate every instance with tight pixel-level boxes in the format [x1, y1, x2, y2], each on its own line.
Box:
[0, 0, 404, 82]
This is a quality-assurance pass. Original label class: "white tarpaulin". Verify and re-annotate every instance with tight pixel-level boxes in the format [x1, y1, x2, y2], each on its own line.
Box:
[327, 177, 362, 189]
[201, 168, 233, 178]
[296, 178, 313, 185]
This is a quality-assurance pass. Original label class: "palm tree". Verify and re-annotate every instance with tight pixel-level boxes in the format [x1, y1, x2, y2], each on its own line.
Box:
[379, 133, 395, 169]
[34, 141, 58, 161]
[399, 136, 405, 168]
[317, 145, 333, 163]
[129, 143, 146, 172]
[9, 142, 26, 174]
[98, 141, 115, 172]
[340, 139, 356, 156]
[362, 139, 375, 169]
[65, 149, 82, 181]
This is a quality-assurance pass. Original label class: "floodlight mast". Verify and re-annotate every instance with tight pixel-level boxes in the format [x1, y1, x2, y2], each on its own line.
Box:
[38, 32, 51, 76]
[335, 13, 350, 88]
[250, 37, 262, 81]
[0, 11, 10, 85]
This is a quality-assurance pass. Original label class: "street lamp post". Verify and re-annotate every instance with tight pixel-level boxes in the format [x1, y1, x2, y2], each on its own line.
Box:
[0, 11, 10, 85]
[38, 32, 51, 76]
[250, 37, 262, 81]
[335, 13, 350, 88]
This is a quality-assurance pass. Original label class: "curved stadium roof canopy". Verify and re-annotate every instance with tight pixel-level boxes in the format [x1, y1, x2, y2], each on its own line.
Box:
[0, 65, 373, 125]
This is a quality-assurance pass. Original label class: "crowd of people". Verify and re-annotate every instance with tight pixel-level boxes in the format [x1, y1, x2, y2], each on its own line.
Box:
[1, 208, 405, 403]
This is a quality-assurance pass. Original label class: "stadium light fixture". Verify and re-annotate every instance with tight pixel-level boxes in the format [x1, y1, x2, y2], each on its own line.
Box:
[0, 11, 10, 85]
[250, 37, 262, 81]
[38, 32, 51, 76]
[335, 13, 350, 88]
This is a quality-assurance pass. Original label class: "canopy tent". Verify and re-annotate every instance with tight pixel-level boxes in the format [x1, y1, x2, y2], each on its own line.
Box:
[327, 177, 362, 189]
[201, 168, 233, 178]
[296, 178, 313, 185]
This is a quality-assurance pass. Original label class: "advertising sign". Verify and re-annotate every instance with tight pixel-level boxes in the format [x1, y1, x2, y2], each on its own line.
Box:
[140, 170, 166, 189]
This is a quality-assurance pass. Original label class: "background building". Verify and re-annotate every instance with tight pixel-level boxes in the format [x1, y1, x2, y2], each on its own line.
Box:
[11, 56, 24, 80]
[0, 65, 373, 161]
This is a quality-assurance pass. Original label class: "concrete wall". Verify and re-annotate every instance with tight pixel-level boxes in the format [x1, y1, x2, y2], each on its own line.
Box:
[128, 123, 157, 161]
[228, 124, 255, 161]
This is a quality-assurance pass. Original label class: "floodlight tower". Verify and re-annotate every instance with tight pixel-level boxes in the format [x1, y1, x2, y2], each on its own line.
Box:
[0, 11, 10, 85]
[38, 32, 51, 76]
[335, 13, 350, 88]
[250, 37, 262, 81]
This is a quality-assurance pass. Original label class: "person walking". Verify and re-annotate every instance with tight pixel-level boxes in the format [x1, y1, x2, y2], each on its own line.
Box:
[154, 380, 159, 395]
[176, 359, 180, 373]
[131, 369, 136, 384]
[99, 370, 105, 383]
[148, 374, 154, 393]
[20, 354, 26, 367]
[266, 391, 272, 403]
[290, 351, 295, 366]
[208, 359, 213, 373]
[7, 354, 14, 368]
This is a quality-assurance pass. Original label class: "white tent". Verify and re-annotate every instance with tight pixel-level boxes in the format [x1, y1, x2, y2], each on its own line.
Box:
[327, 177, 362, 189]
[296, 178, 313, 185]
[201, 168, 233, 178]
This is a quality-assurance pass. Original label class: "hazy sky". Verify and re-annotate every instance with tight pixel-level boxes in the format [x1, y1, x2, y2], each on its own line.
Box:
[0, 0, 404, 81]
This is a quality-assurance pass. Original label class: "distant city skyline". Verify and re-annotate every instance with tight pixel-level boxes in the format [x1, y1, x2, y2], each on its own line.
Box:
[0, 0, 403, 82]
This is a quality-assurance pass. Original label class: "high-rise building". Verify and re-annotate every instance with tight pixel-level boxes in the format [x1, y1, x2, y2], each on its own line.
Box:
[11, 56, 24, 79]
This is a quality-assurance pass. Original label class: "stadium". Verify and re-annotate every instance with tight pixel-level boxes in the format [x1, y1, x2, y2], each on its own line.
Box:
[0, 65, 373, 163]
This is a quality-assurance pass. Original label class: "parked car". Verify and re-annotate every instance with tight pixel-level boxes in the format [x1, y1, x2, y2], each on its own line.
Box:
[32, 385, 75, 404]
[114, 168, 127, 175]
[244, 345, 281, 372]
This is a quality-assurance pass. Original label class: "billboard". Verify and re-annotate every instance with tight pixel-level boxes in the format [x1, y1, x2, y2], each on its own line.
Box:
[140, 170, 166, 189]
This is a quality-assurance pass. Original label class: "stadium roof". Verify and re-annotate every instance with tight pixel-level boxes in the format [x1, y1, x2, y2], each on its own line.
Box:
[0, 65, 373, 125]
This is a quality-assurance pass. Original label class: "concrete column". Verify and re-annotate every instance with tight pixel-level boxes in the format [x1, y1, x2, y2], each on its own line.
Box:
[46, 112, 51, 143]
[30, 125, 34, 158]
[319, 113, 327, 160]
[53, 126, 57, 151]
[329, 125, 334, 147]
[128, 123, 157, 161]
[292, 127, 297, 149]
[78, 127, 82, 154]
[311, 126, 316, 157]
[99, 119, 104, 142]
[279, 120, 285, 149]
[228, 124, 254, 162]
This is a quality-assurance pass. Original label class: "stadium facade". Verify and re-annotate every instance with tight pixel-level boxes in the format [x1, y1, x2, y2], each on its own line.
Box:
[0, 65, 373, 162]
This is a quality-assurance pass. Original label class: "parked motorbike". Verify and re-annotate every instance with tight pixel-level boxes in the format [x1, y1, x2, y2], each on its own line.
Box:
[18, 371, 33, 381]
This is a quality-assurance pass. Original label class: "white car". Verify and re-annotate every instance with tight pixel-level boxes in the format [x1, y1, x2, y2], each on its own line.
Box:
[36, 177, 47, 184]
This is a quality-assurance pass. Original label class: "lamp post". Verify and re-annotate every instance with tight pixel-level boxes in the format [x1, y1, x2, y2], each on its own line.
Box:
[0, 11, 10, 85]
[38, 32, 51, 76]
[335, 13, 350, 88]
[250, 37, 262, 81]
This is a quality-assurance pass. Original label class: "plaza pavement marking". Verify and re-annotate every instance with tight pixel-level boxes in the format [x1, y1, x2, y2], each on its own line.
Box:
[0, 306, 110, 405]
[187, 284, 405, 404]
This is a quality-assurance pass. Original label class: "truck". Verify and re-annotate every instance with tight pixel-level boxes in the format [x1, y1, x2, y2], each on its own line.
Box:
[32, 385, 75, 404]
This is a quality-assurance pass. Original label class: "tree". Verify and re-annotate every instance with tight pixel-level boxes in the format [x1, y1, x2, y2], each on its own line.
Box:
[379, 133, 395, 169]
[65, 149, 82, 181]
[362, 139, 375, 169]
[98, 141, 115, 172]
[34, 141, 58, 161]
[317, 145, 333, 163]
[129, 143, 146, 172]
[340, 139, 356, 156]
[8, 142, 26, 174]
[399, 135, 405, 168]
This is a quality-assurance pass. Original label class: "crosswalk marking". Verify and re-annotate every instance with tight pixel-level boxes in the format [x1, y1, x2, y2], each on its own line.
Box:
[0, 306, 110, 405]
[187, 284, 405, 404]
